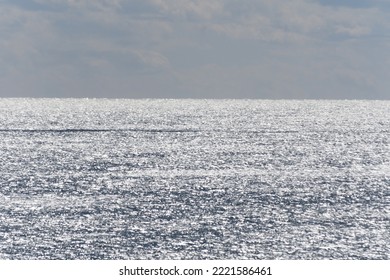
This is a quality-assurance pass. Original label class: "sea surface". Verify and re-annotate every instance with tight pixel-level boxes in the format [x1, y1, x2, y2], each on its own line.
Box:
[0, 99, 389, 259]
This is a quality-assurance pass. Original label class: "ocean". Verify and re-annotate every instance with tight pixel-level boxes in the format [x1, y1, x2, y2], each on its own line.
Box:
[0, 99, 389, 259]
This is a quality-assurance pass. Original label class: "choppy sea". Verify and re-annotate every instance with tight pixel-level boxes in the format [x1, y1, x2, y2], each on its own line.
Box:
[0, 99, 389, 259]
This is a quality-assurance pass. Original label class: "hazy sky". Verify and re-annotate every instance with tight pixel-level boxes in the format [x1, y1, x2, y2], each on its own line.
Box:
[1, 0, 390, 99]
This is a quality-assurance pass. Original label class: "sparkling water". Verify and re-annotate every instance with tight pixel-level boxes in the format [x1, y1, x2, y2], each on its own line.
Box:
[0, 99, 389, 259]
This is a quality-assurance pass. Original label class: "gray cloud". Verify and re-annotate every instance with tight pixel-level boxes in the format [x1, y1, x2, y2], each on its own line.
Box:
[1, 0, 390, 99]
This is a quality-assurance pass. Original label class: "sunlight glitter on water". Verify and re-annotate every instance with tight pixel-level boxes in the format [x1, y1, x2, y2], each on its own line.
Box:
[0, 99, 389, 259]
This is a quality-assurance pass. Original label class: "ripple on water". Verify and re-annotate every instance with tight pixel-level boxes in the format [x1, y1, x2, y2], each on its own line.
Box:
[0, 99, 389, 259]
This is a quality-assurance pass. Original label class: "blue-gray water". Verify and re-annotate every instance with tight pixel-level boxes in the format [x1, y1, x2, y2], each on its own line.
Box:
[0, 99, 389, 259]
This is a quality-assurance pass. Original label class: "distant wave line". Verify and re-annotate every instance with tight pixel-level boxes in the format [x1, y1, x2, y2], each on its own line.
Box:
[0, 128, 387, 134]
[0, 128, 200, 133]
[0, 128, 301, 134]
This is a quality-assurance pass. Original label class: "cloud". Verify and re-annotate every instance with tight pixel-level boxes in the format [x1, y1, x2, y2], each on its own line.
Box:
[204, 0, 384, 42]
[1, 0, 390, 98]
[335, 25, 371, 36]
[33, 0, 123, 11]
[149, 0, 223, 19]
[134, 50, 170, 69]
[317, 0, 390, 9]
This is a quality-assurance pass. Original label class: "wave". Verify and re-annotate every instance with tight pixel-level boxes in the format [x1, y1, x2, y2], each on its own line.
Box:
[0, 128, 199, 133]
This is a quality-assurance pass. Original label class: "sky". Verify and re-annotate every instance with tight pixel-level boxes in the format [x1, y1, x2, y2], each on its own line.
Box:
[1, 0, 390, 99]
